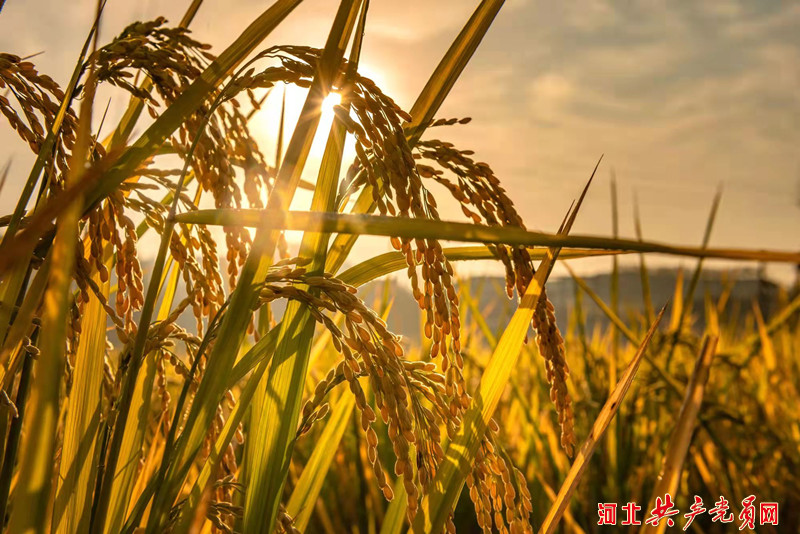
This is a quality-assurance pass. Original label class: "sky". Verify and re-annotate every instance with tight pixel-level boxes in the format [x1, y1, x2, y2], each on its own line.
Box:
[1, 0, 798, 282]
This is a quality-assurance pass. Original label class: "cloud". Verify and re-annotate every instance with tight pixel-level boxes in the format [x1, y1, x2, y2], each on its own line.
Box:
[415, 0, 800, 256]
[529, 73, 574, 107]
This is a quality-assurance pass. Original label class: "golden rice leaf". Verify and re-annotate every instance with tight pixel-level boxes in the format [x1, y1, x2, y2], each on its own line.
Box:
[404, 0, 506, 145]
[172, 352, 274, 532]
[537, 307, 666, 534]
[607, 174, 620, 495]
[53, 270, 108, 533]
[665, 189, 721, 368]
[641, 335, 717, 534]
[683, 188, 722, 314]
[175, 209, 800, 264]
[669, 268, 685, 332]
[0, 264, 31, 355]
[0, 258, 49, 388]
[633, 193, 655, 324]
[535, 472, 587, 534]
[7, 63, 98, 534]
[704, 292, 720, 338]
[739, 292, 800, 358]
[227, 326, 280, 388]
[752, 303, 777, 372]
[338, 246, 626, 288]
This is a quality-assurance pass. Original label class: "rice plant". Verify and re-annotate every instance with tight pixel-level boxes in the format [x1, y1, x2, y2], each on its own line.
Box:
[0, 1, 798, 533]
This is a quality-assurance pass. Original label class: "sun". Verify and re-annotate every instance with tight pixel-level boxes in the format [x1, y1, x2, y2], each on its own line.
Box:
[321, 91, 342, 117]
[314, 91, 343, 145]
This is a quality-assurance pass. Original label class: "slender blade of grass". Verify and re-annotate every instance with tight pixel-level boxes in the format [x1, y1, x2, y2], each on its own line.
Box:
[0, 334, 35, 524]
[752, 302, 777, 371]
[338, 246, 625, 288]
[0, 257, 49, 388]
[404, 0, 506, 145]
[103, 262, 181, 533]
[739, 291, 800, 357]
[665, 188, 722, 368]
[380, 478, 409, 534]
[642, 335, 717, 534]
[669, 268, 685, 332]
[537, 307, 666, 534]
[175, 209, 800, 264]
[0, 266, 31, 356]
[53, 270, 107, 533]
[168, 352, 274, 533]
[633, 192, 655, 323]
[607, 171, 620, 500]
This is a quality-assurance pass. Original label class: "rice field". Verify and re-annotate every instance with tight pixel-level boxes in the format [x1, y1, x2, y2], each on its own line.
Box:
[0, 1, 798, 533]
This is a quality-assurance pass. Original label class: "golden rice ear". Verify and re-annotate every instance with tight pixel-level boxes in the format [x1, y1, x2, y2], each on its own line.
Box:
[532, 292, 576, 457]
[466, 423, 534, 532]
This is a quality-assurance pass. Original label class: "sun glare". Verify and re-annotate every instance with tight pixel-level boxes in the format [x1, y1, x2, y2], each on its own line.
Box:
[312, 91, 344, 156]
[321, 91, 342, 117]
